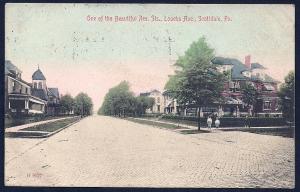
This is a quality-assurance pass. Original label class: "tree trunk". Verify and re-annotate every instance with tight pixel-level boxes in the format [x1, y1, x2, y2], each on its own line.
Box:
[198, 107, 201, 131]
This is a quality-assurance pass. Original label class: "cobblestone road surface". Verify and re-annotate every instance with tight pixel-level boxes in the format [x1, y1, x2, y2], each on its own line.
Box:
[5, 115, 294, 188]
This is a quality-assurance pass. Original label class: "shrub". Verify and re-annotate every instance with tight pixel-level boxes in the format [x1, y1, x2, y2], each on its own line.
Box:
[161, 114, 286, 127]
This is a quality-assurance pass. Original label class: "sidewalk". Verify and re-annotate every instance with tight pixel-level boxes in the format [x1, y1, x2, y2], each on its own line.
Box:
[5, 116, 74, 133]
[131, 117, 290, 131]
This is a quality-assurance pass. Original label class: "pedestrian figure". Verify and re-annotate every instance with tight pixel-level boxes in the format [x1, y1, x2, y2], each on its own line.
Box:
[207, 116, 212, 130]
[245, 115, 251, 128]
[215, 117, 220, 128]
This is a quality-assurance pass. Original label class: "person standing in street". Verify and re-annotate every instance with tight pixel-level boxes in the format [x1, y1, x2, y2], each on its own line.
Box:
[207, 116, 212, 130]
[245, 115, 251, 128]
[215, 117, 220, 128]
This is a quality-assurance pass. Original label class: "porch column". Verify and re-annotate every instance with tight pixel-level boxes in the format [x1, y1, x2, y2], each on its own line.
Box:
[184, 108, 187, 116]
[8, 100, 11, 109]
[25, 100, 29, 109]
[218, 105, 224, 117]
[237, 106, 240, 117]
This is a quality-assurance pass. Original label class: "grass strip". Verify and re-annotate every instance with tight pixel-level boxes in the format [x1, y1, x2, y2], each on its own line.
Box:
[20, 117, 80, 132]
[127, 118, 209, 134]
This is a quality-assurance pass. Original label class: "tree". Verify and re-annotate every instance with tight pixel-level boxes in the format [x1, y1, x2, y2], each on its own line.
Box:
[135, 96, 155, 116]
[74, 92, 93, 116]
[165, 36, 226, 130]
[99, 81, 156, 117]
[278, 71, 295, 121]
[98, 81, 136, 117]
[241, 83, 258, 116]
[60, 94, 75, 115]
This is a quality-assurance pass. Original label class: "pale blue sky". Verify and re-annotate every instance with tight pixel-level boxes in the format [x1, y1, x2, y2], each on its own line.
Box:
[5, 4, 295, 109]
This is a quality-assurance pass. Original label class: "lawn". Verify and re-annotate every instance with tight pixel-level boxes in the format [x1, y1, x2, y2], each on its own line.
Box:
[20, 117, 80, 132]
[127, 118, 186, 130]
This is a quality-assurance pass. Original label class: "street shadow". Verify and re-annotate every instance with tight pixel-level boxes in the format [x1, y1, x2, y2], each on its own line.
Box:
[220, 127, 294, 138]
[180, 129, 211, 134]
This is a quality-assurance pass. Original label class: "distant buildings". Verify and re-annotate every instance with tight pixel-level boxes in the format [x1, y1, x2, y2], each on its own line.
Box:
[5, 60, 60, 116]
[140, 89, 164, 113]
[141, 56, 282, 117]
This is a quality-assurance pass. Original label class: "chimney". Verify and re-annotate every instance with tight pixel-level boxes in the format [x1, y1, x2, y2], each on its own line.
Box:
[245, 55, 251, 69]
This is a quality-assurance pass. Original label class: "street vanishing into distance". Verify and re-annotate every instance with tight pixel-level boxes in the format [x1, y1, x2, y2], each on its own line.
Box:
[5, 115, 294, 188]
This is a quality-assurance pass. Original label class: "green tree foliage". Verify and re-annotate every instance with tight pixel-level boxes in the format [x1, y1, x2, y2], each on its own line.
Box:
[60, 94, 75, 114]
[135, 96, 155, 116]
[98, 81, 135, 117]
[98, 81, 155, 117]
[241, 83, 258, 115]
[278, 71, 295, 121]
[165, 37, 226, 130]
[74, 92, 93, 116]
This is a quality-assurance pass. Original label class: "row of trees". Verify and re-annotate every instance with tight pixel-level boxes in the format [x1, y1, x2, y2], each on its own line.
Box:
[60, 92, 93, 116]
[98, 81, 154, 117]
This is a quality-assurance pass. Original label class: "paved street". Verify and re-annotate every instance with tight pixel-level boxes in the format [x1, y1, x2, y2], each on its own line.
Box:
[5, 115, 294, 188]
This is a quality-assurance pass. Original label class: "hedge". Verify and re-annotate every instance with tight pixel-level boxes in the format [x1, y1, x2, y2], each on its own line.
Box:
[161, 114, 287, 127]
[141, 113, 164, 118]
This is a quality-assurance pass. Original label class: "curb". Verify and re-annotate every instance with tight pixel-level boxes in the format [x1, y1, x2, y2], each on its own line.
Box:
[6, 117, 82, 138]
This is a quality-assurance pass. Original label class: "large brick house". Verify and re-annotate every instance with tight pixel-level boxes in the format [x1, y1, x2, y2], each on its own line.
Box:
[212, 56, 281, 117]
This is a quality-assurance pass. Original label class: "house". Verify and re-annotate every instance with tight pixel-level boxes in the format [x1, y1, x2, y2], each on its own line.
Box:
[212, 55, 281, 117]
[31, 67, 61, 115]
[163, 91, 179, 114]
[5, 60, 47, 115]
[142, 56, 282, 117]
[140, 89, 164, 113]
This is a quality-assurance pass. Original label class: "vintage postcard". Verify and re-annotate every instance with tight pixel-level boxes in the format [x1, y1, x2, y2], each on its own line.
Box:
[4, 3, 294, 188]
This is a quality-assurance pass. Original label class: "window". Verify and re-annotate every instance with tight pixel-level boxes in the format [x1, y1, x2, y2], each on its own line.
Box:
[25, 88, 28, 94]
[34, 82, 37, 89]
[38, 82, 42, 89]
[157, 105, 160, 112]
[12, 81, 16, 91]
[263, 101, 271, 110]
[157, 97, 160, 103]
[229, 81, 240, 92]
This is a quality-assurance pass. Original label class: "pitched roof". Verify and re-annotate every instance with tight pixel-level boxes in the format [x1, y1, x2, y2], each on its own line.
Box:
[5, 60, 22, 74]
[251, 63, 266, 70]
[212, 57, 250, 80]
[5, 67, 11, 75]
[211, 57, 235, 65]
[32, 69, 46, 80]
[251, 74, 279, 83]
[264, 74, 280, 83]
[48, 88, 59, 98]
[31, 89, 48, 101]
